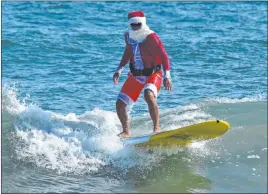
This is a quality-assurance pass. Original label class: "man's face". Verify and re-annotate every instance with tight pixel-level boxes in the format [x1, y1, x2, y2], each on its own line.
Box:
[130, 23, 142, 31]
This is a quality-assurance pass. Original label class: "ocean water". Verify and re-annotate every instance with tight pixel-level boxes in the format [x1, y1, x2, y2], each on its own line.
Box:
[1, 1, 267, 193]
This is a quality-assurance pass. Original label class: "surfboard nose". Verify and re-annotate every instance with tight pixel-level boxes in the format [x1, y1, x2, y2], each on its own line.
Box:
[217, 120, 231, 129]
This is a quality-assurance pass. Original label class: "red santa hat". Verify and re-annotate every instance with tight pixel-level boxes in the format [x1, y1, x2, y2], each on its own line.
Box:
[128, 11, 146, 25]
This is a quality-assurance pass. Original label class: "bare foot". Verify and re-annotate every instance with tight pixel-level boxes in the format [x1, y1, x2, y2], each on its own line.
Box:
[153, 128, 161, 134]
[117, 131, 131, 138]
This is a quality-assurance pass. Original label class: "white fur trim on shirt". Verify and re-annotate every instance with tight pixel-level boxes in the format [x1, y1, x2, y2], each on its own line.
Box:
[116, 66, 124, 74]
[163, 70, 171, 79]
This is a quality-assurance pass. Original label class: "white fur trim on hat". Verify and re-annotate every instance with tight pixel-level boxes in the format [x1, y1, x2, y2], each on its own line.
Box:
[128, 17, 146, 25]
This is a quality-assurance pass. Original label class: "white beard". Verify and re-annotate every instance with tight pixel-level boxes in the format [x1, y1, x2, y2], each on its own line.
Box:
[129, 25, 154, 43]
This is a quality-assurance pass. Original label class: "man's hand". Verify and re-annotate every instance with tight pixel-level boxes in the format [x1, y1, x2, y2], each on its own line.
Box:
[163, 78, 172, 91]
[113, 72, 120, 84]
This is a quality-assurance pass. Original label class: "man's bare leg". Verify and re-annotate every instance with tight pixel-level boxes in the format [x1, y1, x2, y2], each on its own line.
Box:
[116, 99, 131, 137]
[144, 90, 160, 133]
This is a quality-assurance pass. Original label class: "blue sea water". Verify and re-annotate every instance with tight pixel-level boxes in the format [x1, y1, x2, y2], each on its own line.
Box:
[2, 2, 267, 193]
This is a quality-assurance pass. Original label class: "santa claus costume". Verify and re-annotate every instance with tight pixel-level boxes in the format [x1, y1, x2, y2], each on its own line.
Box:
[116, 11, 171, 107]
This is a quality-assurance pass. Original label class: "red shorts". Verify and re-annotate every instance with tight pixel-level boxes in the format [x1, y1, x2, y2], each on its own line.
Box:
[118, 71, 162, 106]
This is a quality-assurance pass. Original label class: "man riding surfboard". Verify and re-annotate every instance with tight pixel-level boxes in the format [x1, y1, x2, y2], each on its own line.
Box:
[113, 11, 172, 137]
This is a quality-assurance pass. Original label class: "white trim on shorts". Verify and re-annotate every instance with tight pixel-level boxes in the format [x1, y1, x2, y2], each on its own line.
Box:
[144, 83, 158, 98]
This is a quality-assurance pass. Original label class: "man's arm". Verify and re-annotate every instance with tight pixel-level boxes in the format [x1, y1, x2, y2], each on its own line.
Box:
[116, 33, 132, 74]
[148, 34, 172, 91]
[148, 34, 171, 79]
[113, 33, 132, 84]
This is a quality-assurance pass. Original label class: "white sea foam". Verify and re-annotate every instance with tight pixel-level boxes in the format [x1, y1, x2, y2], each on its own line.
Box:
[205, 94, 266, 104]
[2, 84, 28, 114]
[247, 155, 260, 159]
[4, 84, 263, 174]
[3, 85, 162, 174]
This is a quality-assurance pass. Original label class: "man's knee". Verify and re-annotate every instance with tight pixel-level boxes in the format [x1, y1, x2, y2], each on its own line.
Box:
[144, 89, 155, 103]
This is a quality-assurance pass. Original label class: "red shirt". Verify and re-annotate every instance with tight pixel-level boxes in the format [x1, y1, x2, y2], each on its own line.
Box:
[119, 32, 170, 71]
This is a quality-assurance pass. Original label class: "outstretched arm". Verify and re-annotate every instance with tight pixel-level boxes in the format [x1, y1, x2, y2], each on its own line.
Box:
[148, 34, 171, 79]
[113, 33, 132, 84]
[148, 34, 172, 90]
[115, 33, 132, 74]
[116, 45, 131, 74]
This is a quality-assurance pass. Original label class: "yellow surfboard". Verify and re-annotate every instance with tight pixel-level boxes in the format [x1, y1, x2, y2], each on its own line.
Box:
[121, 120, 230, 147]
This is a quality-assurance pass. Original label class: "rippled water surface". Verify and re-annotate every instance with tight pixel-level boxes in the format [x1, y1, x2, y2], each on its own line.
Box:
[2, 2, 267, 193]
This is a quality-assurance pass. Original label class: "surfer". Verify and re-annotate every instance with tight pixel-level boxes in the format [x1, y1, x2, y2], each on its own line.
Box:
[113, 11, 172, 137]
